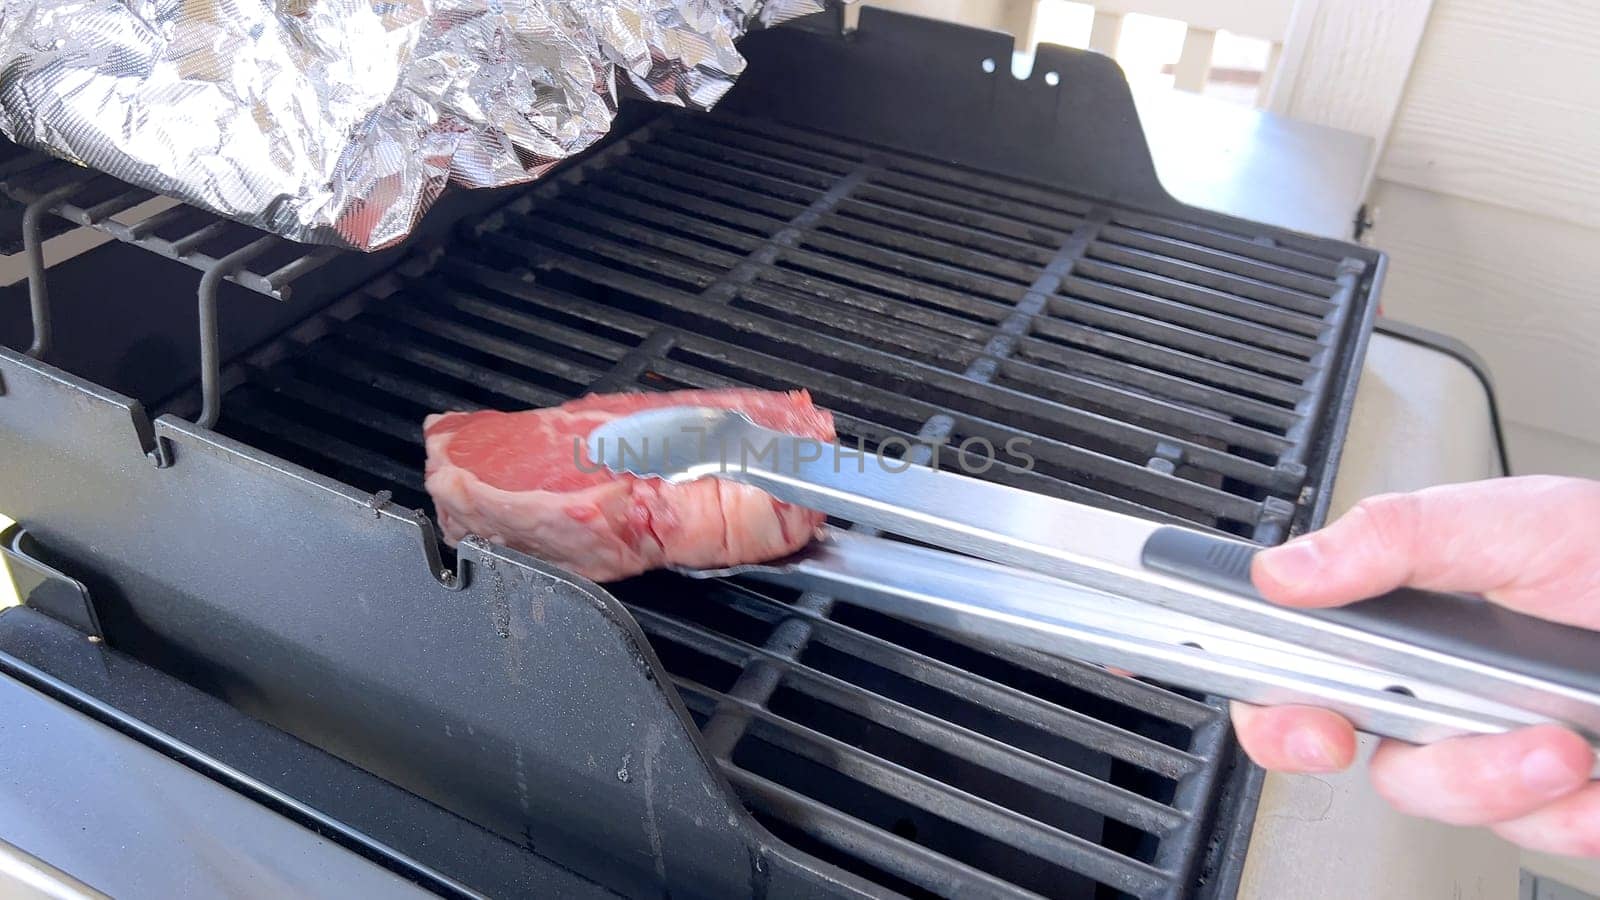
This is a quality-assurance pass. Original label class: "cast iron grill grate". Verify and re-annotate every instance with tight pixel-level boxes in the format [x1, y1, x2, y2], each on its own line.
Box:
[197, 106, 1372, 898]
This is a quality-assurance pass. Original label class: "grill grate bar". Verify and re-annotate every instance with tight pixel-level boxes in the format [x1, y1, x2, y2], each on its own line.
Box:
[723, 764, 1049, 900]
[123, 203, 194, 239]
[695, 114, 1096, 229]
[698, 153, 882, 305]
[573, 190, 775, 261]
[1068, 262, 1331, 339]
[592, 170, 800, 239]
[245, 366, 422, 446]
[832, 197, 1058, 265]
[750, 642, 1191, 834]
[376, 298, 623, 387]
[1060, 276, 1324, 359]
[748, 274, 1302, 451]
[679, 670, 1172, 896]
[480, 227, 1289, 491]
[428, 262, 1218, 527]
[584, 328, 681, 395]
[747, 272, 999, 341]
[758, 242, 1015, 317]
[611, 157, 810, 223]
[1096, 225, 1339, 300]
[964, 210, 1102, 383]
[679, 116, 870, 170]
[549, 168, 1320, 411]
[1107, 209, 1342, 278]
[334, 319, 572, 409]
[704, 580, 1215, 737]
[417, 285, 644, 363]
[220, 394, 426, 492]
[869, 172, 1086, 235]
[299, 340, 486, 414]
[1022, 320, 1306, 405]
[631, 599, 1203, 782]
[1150, 714, 1234, 877]
[1261, 258, 1368, 542]
[647, 179, 1220, 804]
[700, 112, 1343, 308]
[489, 241, 1271, 522]
[648, 139, 1069, 249]
[816, 210, 1047, 282]
[657, 131, 842, 190]
[458, 246, 1274, 523]
[651, 620, 1195, 839]
[687, 704, 1052, 900]
[841, 182, 1068, 248]
[784, 229, 1026, 302]
[79, 187, 156, 224]
[635, 145, 824, 207]
[1041, 297, 1315, 381]
[995, 348, 1299, 432]
[671, 126, 1087, 238]
[1088, 243, 1329, 310]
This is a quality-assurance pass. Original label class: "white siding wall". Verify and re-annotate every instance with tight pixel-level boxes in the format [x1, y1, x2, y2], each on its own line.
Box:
[1367, 0, 1600, 477]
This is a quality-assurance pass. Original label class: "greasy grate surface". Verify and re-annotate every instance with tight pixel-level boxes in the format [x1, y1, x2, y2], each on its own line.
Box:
[208, 107, 1371, 898]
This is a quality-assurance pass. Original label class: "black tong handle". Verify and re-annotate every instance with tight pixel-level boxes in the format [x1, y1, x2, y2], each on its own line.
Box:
[1142, 527, 1600, 697]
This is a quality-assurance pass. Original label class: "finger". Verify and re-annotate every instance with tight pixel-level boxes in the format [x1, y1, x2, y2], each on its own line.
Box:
[1249, 476, 1600, 627]
[1492, 781, 1600, 858]
[1229, 701, 1358, 773]
[1367, 725, 1594, 826]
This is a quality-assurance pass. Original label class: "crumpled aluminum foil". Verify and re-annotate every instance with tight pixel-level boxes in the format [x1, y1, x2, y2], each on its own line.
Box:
[0, 0, 822, 250]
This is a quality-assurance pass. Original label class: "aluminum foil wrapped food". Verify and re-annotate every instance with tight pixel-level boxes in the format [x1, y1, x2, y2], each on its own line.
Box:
[0, 0, 823, 250]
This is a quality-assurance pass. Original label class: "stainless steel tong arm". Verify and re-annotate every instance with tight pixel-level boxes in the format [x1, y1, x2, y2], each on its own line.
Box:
[589, 407, 1600, 754]
[685, 528, 1558, 746]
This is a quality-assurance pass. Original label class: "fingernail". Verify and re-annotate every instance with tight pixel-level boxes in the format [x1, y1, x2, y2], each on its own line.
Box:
[1286, 728, 1340, 771]
[1519, 747, 1584, 797]
[1257, 539, 1322, 589]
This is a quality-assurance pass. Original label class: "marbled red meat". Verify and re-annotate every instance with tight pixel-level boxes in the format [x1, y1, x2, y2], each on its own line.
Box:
[423, 389, 835, 581]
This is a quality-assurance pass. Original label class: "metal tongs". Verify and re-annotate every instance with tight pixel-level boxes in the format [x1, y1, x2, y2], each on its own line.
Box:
[590, 408, 1600, 766]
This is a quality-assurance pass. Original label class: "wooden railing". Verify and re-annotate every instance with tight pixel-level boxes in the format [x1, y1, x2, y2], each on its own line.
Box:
[855, 0, 1298, 108]
[1081, 0, 1293, 98]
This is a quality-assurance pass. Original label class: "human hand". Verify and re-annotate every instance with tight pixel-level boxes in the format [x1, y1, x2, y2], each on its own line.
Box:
[1233, 475, 1600, 857]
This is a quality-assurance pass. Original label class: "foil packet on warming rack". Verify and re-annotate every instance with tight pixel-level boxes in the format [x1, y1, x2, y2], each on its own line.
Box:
[0, 0, 823, 251]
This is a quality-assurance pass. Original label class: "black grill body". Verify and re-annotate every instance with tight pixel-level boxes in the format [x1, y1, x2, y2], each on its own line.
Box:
[0, 10, 1383, 900]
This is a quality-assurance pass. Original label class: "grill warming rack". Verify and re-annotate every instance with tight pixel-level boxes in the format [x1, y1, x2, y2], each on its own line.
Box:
[0, 29, 1390, 900]
[0, 142, 340, 424]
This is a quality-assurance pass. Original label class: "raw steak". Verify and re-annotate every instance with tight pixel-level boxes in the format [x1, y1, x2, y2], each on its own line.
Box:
[424, 389, 836, 581]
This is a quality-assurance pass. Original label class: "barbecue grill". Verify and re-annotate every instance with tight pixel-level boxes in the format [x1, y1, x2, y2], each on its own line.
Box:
[0, 10, 1386, 899]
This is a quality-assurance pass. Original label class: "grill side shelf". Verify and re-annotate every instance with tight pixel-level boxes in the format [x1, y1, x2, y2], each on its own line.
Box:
[0, 346, 866, 900]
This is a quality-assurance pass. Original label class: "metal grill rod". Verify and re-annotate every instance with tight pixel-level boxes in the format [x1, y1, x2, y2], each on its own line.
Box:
[425, 259, 1217, 527]
[0, 153, 341, 301]
[674, 691, 1049, 900]
[20, 181, 88, 358]
[483, 231, 1276, 521]
[678, 670, 1172, 896]
[631, 600, 1202, 793]
[197, 237, 277, 428]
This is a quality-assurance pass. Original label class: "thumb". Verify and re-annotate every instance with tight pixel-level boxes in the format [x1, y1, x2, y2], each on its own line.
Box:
[1250, 476, 1600, 629]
